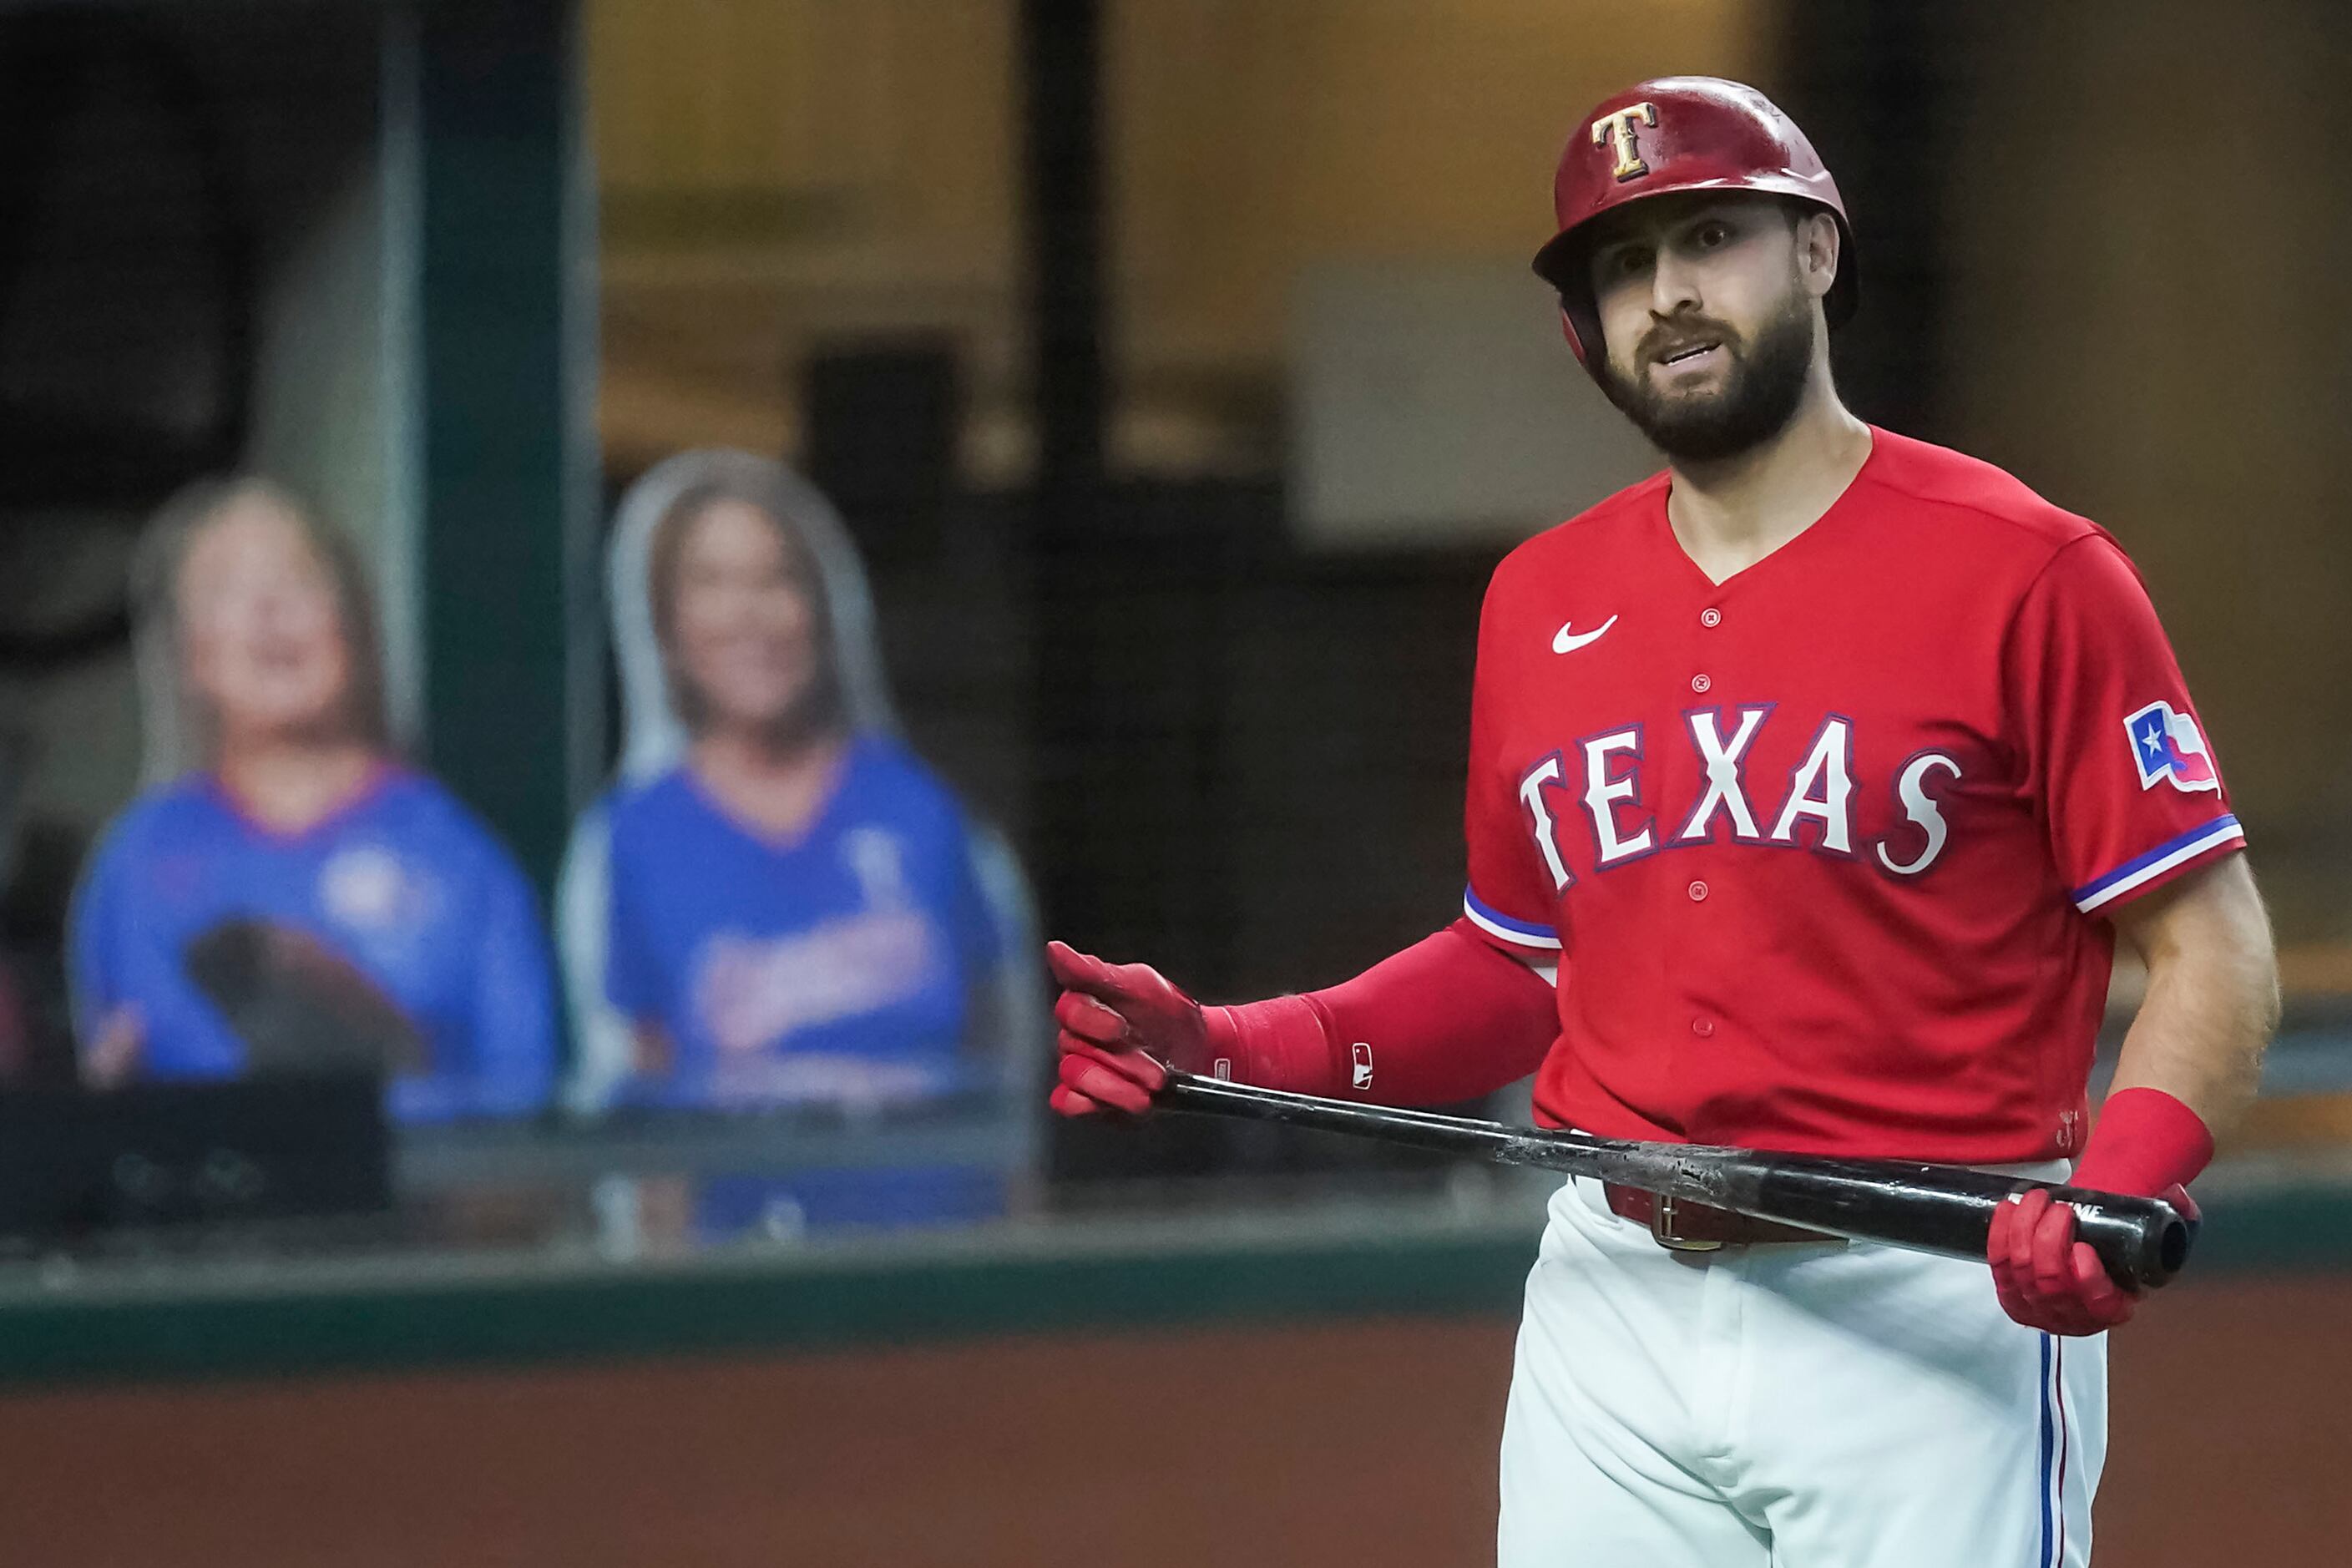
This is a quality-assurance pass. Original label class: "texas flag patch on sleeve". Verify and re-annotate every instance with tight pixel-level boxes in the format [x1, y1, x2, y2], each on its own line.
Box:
[2125, 701, 2218, 792]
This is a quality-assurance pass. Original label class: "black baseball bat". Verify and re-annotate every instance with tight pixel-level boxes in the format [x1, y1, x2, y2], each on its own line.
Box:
[1156, 1069, 2193, 1292]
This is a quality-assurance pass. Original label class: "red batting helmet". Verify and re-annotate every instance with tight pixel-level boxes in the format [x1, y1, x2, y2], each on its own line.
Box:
[1531, 76, 1857, 369]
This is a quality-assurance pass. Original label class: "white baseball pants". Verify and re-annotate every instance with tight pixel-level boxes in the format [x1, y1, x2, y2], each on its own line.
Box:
[1498, 1172, 2105, 1567]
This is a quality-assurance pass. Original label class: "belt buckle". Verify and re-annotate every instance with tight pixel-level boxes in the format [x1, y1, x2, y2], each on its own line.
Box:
[1650, 1194, 1724, 1252]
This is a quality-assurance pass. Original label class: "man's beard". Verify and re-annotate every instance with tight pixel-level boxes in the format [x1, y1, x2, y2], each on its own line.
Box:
[1594, 293, 1818, 463]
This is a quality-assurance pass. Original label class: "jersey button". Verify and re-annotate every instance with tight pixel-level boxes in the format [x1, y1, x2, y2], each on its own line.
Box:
[1700, 607, 1722, 629]
[1691, 1016, 1716, 1038]
[1687, 879, 1709, 902]
[1690, 673, 1712, 694]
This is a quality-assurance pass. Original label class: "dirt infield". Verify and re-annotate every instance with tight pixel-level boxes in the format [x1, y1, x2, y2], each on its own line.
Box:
[0, 1277, 2339, 1565]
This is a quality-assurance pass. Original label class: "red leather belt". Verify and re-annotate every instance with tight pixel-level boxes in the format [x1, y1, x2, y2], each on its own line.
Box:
[1603, 1184, 1845, 1252]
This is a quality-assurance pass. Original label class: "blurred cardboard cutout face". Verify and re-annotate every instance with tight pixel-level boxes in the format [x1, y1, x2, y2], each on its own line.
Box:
[175, 497, 356, 748]
[666, 498, 824, 737]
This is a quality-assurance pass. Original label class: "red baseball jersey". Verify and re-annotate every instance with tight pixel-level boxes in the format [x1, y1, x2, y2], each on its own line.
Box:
[1462, 428, 2243, 1163]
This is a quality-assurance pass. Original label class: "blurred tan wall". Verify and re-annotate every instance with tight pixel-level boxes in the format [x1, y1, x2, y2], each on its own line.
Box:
[1946, 1, 2352, 926]
[587, 0, 1024, 469]
[1110, 0, 1767, 385]
[586, 0, 1770, 472]
[589, 1, 1020, 272]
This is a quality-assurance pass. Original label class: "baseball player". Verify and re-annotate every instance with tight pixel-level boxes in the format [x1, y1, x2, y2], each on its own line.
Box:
[1047, 76, 2278, 1565]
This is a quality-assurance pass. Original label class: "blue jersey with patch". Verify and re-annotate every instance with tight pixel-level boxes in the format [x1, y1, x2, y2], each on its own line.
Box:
[600, 736, 997, 1109]
[71, 770, 558, 1121]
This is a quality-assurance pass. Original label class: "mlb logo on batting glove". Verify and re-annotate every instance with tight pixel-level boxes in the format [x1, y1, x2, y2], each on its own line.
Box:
[2124, 701, 2218, 792]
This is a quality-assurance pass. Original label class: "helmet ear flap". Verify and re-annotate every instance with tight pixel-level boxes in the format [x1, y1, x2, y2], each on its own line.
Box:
[1535, 232, 1603, 370]
[1555, 295, 1602, 369]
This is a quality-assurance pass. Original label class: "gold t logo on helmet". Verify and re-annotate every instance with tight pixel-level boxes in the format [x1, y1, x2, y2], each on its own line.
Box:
[1590, 102, 1659, 181]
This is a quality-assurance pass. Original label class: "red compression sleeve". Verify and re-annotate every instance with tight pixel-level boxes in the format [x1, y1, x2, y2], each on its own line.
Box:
[1201, 919, 1557, 1104]
[2071, 1087, 2215, 1196]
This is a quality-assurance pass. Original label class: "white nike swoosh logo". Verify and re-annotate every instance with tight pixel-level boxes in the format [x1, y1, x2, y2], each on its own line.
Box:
[1551, 615, 1618, 654]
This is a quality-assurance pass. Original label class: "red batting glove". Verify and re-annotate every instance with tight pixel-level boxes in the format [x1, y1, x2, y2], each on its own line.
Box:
[1044, 940, 1231, 1118]
[1990, 1086, 2213, 1335]
[1990, 1183, 2198, 1336]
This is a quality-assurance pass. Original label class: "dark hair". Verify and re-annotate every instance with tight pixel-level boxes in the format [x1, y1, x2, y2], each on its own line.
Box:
[134, 476, 393, 766]
[644, 483, 847, 741]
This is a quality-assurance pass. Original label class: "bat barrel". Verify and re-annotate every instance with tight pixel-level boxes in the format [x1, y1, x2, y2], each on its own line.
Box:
[1734, 1158, 2194, 1292]
[2057, 1189, 2194, 1292]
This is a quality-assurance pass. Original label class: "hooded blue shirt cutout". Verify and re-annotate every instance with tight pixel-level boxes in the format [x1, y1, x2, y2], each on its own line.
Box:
[598, 733, 999, 1110]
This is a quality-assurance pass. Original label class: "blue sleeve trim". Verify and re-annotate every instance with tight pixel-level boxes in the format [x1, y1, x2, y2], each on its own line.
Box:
[2070, 813, 2243, 913]
[1461, 887, 1560, 951]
